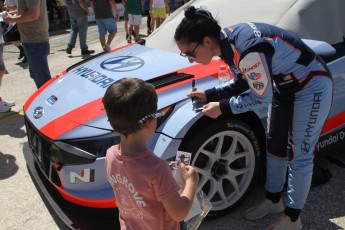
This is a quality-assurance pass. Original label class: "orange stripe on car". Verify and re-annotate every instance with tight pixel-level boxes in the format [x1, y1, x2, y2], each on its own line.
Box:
[321, 111, 345, 134]
[39, 98, 105, 139]
[156, 60, 223, 93]
[52, 183, 117, 208]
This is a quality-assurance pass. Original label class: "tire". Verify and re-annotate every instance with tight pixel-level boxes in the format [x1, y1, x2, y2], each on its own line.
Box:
[182, 117, 261, 216]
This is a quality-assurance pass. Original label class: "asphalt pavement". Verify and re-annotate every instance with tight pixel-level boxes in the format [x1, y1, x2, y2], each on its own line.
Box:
[1, 19, 345, 230]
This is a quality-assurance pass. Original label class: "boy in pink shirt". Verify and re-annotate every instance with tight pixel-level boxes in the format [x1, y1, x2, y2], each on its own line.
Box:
[103, 77, 199, 230]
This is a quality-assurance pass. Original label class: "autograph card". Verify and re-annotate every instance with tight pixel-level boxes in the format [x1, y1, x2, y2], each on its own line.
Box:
[173, 151, 192, 169]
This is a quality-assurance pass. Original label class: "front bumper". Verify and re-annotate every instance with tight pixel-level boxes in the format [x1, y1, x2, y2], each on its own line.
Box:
[23, 148, 119, 229]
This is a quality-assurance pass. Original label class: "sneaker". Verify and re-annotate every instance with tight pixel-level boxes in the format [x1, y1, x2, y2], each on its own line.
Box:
[81, 50, 95, 55]
[66, 46, 72, 54]
[266, 215, 303, 230]
[18, 46, 25, 60]
[3, 100, 15, 107]
[103, 44, 111, 52]
[22, 56, 27, 63]
[0, 101, 11, 113]
[125, 33, 129, 40]
[244, 199, 284, 221]
[127, 39, 132, 44]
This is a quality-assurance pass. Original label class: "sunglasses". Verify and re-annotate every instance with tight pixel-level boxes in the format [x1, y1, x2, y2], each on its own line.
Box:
[180, 43, 200, 59]
[138, 111, 165, 124]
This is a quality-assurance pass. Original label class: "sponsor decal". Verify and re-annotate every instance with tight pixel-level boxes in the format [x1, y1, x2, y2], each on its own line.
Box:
[242, 62, 261, 73]
[283, 75, 292, 81]
[253, 81, 264, 90]
[240, 53, 268, 97]
[236, 99, 262, 109]
[72, 67, 115, 89]
[247, 72, 261, 80]
[247, 22, 262, 38]
[100, 56, 145, 72]
[316, 130, 345, 152]
[301, 92, 322, 154]
[301, 139, 310, 155]
[45, 95, 58, 106]
[277, 74, 295, 86]
[70, 168, 95, 183]
[304, 92, 322, 138]
[33, 106, 44, 119]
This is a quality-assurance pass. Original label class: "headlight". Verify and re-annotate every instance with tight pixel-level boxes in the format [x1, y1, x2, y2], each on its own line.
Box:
[63, 132, 120, 158]
[157, 105, 175, 128]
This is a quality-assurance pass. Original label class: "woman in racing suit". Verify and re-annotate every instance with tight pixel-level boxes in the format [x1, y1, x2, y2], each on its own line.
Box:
[174, 6, 333, 230]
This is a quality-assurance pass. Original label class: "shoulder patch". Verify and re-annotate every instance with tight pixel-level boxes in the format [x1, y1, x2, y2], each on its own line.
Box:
[239, 52, 269, 97]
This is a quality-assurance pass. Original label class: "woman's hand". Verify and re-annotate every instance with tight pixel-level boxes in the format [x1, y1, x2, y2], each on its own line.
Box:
[187, 89, 207, 102]
[202, 102, 221, 118]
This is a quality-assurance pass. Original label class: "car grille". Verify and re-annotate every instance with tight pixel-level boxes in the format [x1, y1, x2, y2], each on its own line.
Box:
[147, 72, 194, 89]
[24, 116, 61, 186]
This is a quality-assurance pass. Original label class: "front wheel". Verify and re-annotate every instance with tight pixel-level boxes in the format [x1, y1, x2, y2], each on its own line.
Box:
[182, 118, 261, 215]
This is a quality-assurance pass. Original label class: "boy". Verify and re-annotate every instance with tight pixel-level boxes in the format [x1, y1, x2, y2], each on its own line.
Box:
[102, 77, 199, 229]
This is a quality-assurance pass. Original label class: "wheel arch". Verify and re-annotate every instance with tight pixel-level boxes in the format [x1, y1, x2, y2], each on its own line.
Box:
[179, 111, 267, 155]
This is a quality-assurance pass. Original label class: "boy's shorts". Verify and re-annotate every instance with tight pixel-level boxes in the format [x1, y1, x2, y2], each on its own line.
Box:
[95, 18, 118, 36]
[128, 14, 142, 26]
[152, 8, 167, 19]
[0, 44, 5, 72]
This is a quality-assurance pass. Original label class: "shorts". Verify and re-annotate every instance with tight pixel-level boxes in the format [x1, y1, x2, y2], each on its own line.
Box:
[95, 18, 118, 36]
[3, 23, 21, 42]
[128, 14, 142, 26]
[152, 8, 167, 19]
[0, 44, 5, 71]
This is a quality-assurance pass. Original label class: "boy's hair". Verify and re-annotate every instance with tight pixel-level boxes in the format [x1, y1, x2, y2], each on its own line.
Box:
[102, 78, 157, 136]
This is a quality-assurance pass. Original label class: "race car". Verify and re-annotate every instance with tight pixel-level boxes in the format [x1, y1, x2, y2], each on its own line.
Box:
[23, 0, 345, 225]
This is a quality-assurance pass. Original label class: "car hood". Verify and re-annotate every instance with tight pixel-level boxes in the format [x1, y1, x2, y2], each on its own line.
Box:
[24, 44, 196, 140]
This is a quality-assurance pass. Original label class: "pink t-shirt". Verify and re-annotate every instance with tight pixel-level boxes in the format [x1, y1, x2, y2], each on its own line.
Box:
[105, 145, 180, 230]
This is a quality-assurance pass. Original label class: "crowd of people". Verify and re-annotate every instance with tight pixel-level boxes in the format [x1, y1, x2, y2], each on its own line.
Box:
[0, 0, 188, 113]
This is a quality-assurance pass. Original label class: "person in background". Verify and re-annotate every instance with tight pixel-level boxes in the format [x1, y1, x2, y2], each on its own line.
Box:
[143, 0, 152, 35]
[149, 0, 169, 31]
[122, 0, 129, 40]
[0, 10, 15, 112]
[90, 0, 119, 52]
[4, 0, 52, 88]
[3, 0, 26, 62]
[103, 77, 199, 229]
[65, 0, 94, 55]
[175, 6, 333, 230]
[126, 0, 143, 43]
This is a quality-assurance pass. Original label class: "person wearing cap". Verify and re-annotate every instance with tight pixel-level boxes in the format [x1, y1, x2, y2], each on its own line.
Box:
[174, 6, 333, 230]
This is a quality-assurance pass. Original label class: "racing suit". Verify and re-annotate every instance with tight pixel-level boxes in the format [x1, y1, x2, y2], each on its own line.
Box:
[205, 22, 333, 217]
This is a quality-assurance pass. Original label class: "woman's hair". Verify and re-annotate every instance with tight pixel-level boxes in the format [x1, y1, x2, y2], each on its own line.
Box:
[174, 6, 221, 44]
[102, 78, 157, 136]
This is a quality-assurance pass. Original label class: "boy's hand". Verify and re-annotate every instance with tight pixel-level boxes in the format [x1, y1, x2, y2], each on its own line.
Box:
[180, 162, 199, 186]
